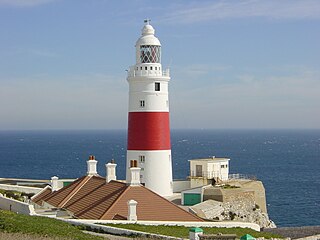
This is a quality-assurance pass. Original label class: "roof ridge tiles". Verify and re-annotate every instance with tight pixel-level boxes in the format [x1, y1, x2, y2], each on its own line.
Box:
[99, 183, 130, 219]
[74, 180, 128, 219]
[58, 175, 92, 208]
[42, 175, 87, 205]
[132, 185, 204, 222]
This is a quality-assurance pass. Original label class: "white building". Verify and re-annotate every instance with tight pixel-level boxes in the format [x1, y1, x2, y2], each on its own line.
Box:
[189, 157, 230, 188]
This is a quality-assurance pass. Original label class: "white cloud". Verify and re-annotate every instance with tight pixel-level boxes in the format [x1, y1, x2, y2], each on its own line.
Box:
[0, 0, 56, 7]
[171, 66, 320, 129]
[162, 0, 320, 24]
[0, 73, 128, 130]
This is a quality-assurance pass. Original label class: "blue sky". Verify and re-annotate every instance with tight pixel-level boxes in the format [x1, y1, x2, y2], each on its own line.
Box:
[0, 0, 319, 130]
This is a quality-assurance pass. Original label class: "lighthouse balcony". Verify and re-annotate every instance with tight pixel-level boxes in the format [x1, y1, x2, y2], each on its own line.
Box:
[127, 67, 170, 78]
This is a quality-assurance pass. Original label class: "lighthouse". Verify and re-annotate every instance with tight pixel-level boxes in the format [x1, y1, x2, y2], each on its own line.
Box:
[126, 20, 173, 197]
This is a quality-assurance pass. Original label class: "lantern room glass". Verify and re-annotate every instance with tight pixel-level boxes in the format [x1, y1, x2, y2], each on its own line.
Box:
[140, 45, 161, 63]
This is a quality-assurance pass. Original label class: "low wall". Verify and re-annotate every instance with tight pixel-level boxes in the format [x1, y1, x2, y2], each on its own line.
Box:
[63, 219, 260, 232]
[0, 184, 42, 194]
[0, 194, 36, 215]
[173, 180, 190, 192]
[58, 219, 181, 240]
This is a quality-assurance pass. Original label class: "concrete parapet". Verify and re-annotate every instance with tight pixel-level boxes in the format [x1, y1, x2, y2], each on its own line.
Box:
[0, 194, 36, 215]
[0, 184, 42, 194]
[59, 219, 260, 232]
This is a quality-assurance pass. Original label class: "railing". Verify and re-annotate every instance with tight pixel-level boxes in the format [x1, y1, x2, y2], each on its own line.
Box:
[127, 68, 170, 78]
[228, 173, 257, 180]
[189, 171, 221, 179]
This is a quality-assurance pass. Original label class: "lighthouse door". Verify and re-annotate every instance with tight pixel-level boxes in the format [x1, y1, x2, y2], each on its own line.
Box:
[196, 165, 203, 177]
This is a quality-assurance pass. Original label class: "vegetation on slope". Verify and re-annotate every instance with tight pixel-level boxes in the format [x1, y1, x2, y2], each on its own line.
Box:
[0, 210, 104, 240]
[105, 223, 282, 239]
[0, 189, 34, 201]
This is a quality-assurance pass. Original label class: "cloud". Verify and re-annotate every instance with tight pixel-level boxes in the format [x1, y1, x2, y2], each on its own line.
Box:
[0, 0, 56, 7]
[170, 66, 320, 128]
[161, 0, 320, 24]
[0, 73, 128, 130]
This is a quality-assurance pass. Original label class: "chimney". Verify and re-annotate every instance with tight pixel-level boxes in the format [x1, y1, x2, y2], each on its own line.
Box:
[128, 160, 140, 186]
[51, 176, 59, 191]
[106, 159, 117, 183]
[127, 199, 137, 221]
[87, 155, 98, 176]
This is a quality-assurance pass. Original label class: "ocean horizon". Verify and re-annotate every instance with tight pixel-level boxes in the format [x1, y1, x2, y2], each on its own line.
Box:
[0, 129, 319, 227]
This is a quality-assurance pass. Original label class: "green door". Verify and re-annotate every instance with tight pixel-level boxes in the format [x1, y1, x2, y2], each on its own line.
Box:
[184, 193, 201, 206]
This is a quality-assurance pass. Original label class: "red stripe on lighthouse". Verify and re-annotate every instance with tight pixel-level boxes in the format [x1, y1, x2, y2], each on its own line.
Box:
[127, 112, 171, 150]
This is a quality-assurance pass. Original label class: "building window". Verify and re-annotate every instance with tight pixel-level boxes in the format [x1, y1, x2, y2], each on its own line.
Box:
[139, 155, 145, 163]
[155, 82, 160, 91]
[140, 67, 142, 70]
[150, 66, 153, 70]
[221, 165, 225, 168]
[145, 66, 147, 70]
[155, 67, 157, 70]
[140, 100, 145, 108]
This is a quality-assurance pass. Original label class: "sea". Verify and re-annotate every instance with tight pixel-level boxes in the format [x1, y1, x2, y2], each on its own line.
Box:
[0, 129, 319, 227]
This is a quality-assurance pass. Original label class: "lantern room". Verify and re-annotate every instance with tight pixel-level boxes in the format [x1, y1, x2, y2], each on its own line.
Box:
[135, 20, 161, 65]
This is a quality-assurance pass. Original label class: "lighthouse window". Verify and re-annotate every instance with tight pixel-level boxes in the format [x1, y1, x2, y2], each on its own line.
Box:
[140, 100, 145, 107]
[140, 45, 161, 63]
[139, 155, 145, 163]
[155, 82, 160, 91]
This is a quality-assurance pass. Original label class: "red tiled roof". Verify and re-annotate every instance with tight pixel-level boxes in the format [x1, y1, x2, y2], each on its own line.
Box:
[66, 178, 127, 219]
[102, 185, 203, 221]
[31, 186, 52, 206]
[43, 176, 88, 207]
[36, 175, 203, 222]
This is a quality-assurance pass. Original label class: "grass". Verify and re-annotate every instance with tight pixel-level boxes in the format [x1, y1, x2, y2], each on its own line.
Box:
[0, 210, 104, 240]
[104, 223, 283, 239]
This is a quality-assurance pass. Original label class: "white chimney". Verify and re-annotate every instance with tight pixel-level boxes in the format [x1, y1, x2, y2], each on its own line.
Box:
[106, 159, 117, 183]
[51, 176, 59, 191]
[128, 160, 140, 186]
[87, 155, 98, 176]
[127, 199, 137, 221]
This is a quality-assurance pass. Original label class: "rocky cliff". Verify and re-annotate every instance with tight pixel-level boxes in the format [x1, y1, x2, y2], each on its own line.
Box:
[190, 180, 276, 229]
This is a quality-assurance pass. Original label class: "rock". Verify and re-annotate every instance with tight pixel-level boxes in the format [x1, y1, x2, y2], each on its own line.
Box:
[190, 198, 276, 229]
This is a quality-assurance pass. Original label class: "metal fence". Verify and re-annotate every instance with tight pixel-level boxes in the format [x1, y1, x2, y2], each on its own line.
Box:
[228, 173, 257, 180]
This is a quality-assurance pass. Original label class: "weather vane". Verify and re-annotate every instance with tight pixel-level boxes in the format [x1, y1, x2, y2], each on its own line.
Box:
[144, 18, 151, 25]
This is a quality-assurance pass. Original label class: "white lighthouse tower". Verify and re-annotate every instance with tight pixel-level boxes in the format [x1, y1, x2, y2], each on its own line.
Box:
[126, 20, 173, 197]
